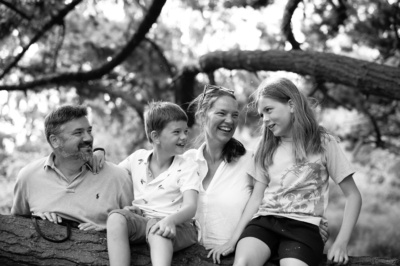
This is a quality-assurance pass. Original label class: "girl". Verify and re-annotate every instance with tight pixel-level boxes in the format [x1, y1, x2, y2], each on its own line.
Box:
[233, 78, 362, 266]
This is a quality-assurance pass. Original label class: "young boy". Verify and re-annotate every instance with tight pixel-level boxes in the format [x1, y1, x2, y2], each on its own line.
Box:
[106, 101, 200, 266]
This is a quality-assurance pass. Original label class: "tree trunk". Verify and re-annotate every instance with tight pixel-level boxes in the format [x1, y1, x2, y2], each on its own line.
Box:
[0, 215, 399, 266]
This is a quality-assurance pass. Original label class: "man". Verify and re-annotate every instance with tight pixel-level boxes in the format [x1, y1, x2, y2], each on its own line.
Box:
[11, 105, 134, 231]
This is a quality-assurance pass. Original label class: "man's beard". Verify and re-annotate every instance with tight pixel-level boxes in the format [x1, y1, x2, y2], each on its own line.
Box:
[58, 141, 93, 162]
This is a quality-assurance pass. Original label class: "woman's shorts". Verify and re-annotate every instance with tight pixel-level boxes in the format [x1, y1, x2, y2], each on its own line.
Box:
[239, 216, 324, 266]
[109, 209, 198, 252]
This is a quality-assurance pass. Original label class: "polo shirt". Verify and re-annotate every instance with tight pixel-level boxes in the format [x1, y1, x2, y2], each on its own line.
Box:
[11, 153, 134, 228]
[118, 149, 200, 219]
[183, 144, 256, 249]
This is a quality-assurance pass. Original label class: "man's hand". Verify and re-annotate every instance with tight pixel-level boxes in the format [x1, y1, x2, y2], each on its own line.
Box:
[32, 212, 62, 224]
[149, 217, 176, 239]
[207, 241, 236, 264]
[78, 222, 106, 231]
[319, 220, 329, 243]
[123, 205, 143, 215]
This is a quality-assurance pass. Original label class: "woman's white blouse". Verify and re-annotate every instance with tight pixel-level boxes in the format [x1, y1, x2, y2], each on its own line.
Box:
[183, 144, 255, 249]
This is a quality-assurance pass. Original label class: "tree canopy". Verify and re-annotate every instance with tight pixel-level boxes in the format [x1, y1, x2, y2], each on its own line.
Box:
[0, 0, 400, 153]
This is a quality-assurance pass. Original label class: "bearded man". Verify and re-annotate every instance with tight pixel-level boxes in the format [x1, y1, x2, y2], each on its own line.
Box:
[11, 105, 133, 231]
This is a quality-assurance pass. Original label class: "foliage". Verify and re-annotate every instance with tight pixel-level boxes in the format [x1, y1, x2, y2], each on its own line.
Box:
[1, 0, 400, 258]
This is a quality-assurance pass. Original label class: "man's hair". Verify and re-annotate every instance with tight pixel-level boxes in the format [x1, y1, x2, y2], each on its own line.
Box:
[144, 101, 188, 143]
[44, 105, 88, 144]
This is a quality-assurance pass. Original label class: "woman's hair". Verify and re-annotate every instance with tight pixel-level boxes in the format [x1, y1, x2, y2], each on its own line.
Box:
[253, 77, 327, 181]
[189, 85, 246, 163]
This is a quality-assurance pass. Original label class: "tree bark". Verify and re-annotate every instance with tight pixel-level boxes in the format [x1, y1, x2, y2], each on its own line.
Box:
[199, 50, 400, 100]
[0, 215, 399, 266]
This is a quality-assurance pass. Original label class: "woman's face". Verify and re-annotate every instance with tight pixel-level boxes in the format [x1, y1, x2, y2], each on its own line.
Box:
[204, 96, 239, 146]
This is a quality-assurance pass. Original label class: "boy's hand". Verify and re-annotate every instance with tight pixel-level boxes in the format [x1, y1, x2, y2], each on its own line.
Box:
[327, 241, 349, 265]
[32, 211, 62, 224]
[90, 149, 106, 174]
[150, 217, 176, 239]
[78, 222, 106, 231]
[207, 240, 236, 264]
[123, 205, 143, 215]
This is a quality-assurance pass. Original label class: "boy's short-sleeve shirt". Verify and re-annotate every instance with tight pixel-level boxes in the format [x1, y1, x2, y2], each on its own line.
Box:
[254, 136, 355, 226]
[119, 149, 200, 219]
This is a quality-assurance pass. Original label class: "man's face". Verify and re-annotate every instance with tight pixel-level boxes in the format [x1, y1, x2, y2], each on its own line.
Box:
[54, 117, 94, 162]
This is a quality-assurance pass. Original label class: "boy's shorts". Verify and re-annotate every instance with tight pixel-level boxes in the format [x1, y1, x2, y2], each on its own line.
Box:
[239, 216, 324, 266]
[109, 209, 198, 252]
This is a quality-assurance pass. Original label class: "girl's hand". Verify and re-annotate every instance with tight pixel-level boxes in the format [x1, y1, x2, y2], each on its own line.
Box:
[207, 241, 236, 264]
[327, 241, 349, 265]
[149, 217, 176, 239]
[123, 205, 142, 215]
[90, 149, 106, 174]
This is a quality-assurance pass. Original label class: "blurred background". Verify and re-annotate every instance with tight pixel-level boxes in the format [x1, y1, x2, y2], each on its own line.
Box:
[1, 0, 400, 258]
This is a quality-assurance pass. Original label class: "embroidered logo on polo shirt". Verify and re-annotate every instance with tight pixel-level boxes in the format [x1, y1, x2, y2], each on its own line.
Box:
[96, 193, 99, 199]
[140, 179, 146, 185]
[138, 159, 144, 164]
[158, 185, 164, 189]
[177, 169, 181, 172]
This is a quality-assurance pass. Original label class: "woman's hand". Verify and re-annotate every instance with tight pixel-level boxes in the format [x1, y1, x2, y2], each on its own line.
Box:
[319, 219, 329, 243]
[207, 241, 236, 264]
[78, 222, 106, 231]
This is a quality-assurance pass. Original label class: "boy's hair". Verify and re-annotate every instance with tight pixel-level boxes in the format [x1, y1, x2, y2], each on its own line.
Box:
[144, 101, 188, 143]
[252, 77, 327, 182]
[188, 85, 246, 163]
[45, 105, 88, 144]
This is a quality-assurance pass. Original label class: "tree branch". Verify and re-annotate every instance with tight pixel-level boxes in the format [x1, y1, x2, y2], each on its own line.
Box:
[0, 0, 31, 20]
[281, 0, 302, 50]
[143, 37, 175, 77]
[0, 0, 83, 80]
[0, 0, 167, 91]
[199, 50, 400, 100]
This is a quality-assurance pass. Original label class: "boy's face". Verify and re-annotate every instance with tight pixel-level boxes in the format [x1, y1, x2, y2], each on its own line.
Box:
[155, 120, 189, 155]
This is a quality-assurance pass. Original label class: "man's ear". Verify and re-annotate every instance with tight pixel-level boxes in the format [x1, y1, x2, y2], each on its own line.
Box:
[150, 130, 159, 144]
[49, 134, 61, 149]
[288, 99, 295, 113]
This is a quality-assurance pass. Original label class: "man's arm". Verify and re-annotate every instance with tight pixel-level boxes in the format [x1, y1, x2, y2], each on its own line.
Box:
[11, 170, 31, 216]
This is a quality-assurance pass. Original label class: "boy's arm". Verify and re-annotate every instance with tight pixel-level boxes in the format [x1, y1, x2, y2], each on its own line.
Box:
[149, 189, 198, 239]
[208, 180, 267, 264]
[328, 175, 362, 265]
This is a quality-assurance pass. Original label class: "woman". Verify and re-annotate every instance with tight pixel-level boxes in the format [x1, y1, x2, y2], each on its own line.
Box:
[183, 84, 256, 264]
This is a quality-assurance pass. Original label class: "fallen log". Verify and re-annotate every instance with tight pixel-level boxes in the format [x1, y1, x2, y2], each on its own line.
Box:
[0, 215, 399, 266]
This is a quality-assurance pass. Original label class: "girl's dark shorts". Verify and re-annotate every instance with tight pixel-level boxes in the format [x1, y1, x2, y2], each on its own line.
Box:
[239, 216, 324, 266]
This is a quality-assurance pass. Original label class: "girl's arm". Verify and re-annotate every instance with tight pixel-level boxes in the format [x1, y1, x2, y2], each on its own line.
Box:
[328, 174, 362, 265]
[208, 180, 267, 264]
[149, 190, 198, 239]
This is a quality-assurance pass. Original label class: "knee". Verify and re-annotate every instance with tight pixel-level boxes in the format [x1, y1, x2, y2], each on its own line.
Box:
[107, 213, 127, 233]
[233, 256, 251, 266]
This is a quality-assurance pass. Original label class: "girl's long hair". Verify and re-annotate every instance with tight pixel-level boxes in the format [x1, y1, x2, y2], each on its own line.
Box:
[252, 78, 327, 182]
[188, 86, 246, 163]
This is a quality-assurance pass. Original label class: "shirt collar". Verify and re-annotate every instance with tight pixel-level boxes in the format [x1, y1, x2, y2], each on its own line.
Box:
[43, 152, 93, 173]
[195, 143, 207, 162]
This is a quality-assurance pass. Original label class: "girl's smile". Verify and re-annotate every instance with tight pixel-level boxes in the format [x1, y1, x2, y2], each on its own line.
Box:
[257, 97, 293, 139]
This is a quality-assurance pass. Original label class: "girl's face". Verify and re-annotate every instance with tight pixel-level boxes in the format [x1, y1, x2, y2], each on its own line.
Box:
[257, 96, 293, 139]
[204, 96, 239, 146]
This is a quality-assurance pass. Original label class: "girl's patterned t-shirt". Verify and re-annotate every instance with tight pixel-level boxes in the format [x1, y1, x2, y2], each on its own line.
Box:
[254, 136, 355, 226]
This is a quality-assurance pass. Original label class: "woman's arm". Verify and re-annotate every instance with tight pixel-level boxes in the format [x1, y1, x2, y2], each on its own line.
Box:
[328, 175, 362, 265]
[208, 180, 267, 264]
